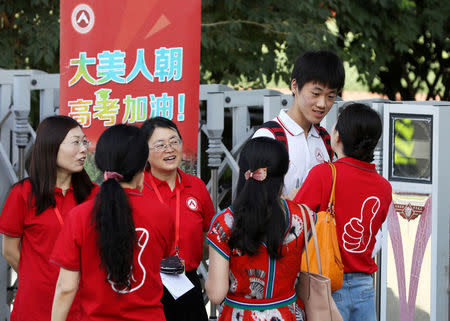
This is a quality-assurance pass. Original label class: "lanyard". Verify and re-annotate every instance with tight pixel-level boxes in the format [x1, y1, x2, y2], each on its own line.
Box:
[147, 174, 181, 256]
[53, 207, 64, 227]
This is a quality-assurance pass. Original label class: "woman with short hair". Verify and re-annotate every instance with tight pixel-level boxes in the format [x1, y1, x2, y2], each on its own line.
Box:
[140, 117, 214, 321]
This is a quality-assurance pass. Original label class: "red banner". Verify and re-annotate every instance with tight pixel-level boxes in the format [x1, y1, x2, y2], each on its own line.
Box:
[60, 0, 201, 161]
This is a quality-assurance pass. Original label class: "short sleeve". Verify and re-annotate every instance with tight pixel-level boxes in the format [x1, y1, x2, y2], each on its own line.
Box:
[0, 184, 28, 237]
[206, 209, 234, 260]
[50, 207, 82, 271]
[293, 164, 329, 213]
[252, 128, 275, 139]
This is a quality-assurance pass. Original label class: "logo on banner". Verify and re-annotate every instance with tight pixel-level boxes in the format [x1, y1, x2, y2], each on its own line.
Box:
[72, 4, 95, 34]
[394, 202, 425, 221]
[392, 192, 428, 221]
[186, 197, 198, 211]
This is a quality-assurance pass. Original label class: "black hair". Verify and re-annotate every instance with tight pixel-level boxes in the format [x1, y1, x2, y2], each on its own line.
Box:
[291, 50, 345, 94]
[93, 124, 149, 290]
[228, 137, 289, 259]
[140, 116, 182, 143]
[28, 115, 94, 214]
[335, 103, 382, 162]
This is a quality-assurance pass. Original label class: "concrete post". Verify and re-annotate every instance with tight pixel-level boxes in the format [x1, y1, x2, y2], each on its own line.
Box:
[13, 75, 31, 180]
[205, 92, 224, 320]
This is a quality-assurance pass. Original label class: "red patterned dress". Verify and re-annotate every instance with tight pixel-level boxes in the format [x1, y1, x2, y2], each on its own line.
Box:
[207, 200, 314, 321]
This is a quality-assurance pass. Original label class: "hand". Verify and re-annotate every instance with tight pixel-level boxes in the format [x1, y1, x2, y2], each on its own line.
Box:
[342, 196, 380, 253]
[282, 187, 300, 201]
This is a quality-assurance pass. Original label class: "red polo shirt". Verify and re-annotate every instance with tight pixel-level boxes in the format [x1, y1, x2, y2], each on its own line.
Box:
[51, 189, 174, 321]
[0, 179, 97, 321]
[143, 169, 215, 271]
[294, 157, 392, 274]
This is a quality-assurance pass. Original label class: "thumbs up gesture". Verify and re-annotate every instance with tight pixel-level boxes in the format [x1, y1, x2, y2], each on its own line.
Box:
[342, 196, 380, 253]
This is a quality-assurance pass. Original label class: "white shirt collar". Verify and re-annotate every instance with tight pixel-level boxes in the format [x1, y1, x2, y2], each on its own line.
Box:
[278, 109, 320, 138]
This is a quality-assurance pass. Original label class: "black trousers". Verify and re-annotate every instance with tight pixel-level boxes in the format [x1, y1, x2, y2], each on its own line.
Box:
[161, 270, 208, 321]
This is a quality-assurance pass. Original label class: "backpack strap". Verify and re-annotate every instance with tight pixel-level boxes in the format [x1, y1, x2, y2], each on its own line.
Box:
[259, 120, 288, 152]
[314, 124, 334, 161]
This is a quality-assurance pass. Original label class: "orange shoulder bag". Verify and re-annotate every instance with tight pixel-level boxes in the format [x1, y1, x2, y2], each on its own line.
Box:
[300, 162, 344, 292]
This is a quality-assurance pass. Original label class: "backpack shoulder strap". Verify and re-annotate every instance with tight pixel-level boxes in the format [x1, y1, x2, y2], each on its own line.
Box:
[314, 124, 334, 161]
[259, 120, 288, 152]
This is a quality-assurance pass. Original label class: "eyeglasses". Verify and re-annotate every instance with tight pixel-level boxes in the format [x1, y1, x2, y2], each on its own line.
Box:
[149, 139, 182, 153]
[62, 139, 91, 148]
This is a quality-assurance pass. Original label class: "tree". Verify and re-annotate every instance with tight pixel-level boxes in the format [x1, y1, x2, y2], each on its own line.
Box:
[0, 0, 60, 73]
[201, 0, 339, 88]
[1, 0, 448, 100]
[330, 0, 449, 100]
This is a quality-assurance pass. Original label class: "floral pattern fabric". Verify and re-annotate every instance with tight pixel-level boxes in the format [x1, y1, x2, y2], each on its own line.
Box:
[207, 200, 313, 321]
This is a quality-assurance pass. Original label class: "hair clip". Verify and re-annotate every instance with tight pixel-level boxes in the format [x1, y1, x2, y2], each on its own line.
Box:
[104, 171, 123, 182]
[244, 168, 267, 181]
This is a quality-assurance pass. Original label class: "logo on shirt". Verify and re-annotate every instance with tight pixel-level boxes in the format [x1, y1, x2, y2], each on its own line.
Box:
[315, 148, 324, 163]
[186, 197, 198, 211]
[109, 228, 149, 293]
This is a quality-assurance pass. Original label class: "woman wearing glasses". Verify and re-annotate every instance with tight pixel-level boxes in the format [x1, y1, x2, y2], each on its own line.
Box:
[0, 115, 96, 321]
[51, 124, 174, 321]
[140, 117, 215, 321]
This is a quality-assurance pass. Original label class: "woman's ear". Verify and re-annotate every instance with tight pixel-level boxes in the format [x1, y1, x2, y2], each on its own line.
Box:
[334, 129, 341, 143]
[137, 172, 145, 192]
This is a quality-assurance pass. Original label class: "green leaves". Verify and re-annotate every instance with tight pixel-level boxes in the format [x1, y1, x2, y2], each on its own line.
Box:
[332, 0, 449, 100]
[201, 0, 336, 88]
[0, 0, 60, 72]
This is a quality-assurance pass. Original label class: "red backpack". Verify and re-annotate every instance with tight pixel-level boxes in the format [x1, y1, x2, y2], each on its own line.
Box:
[260, 121, 334, 160]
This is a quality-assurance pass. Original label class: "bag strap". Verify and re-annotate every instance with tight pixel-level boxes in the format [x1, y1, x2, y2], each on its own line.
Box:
[299, 204, 322, 274]
[327, 162, 337, 216]
[314, 124, 334, 160]
[148, 174, 182, 256]
[259, 120, 289, 152]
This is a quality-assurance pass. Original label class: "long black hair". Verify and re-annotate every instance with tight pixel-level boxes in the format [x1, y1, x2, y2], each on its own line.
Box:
[93, 124, 148, 289]
[228, 137, 289, 259]
[28, 115, 94, 214]
[335, 103, 382, 162]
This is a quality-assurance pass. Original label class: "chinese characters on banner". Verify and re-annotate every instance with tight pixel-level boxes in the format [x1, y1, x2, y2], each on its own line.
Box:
[60, 0, 201, 160]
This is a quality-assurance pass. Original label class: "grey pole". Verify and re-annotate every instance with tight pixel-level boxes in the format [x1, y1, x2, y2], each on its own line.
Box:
[205, 92, 224, 320]
[13, 75, 31, 180]
[4, 75, 32, 316]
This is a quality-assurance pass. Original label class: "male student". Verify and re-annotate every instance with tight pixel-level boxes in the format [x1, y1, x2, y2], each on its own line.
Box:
[253, 50, 345, 196]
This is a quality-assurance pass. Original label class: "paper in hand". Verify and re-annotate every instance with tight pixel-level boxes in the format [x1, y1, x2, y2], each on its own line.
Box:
[160, 272, 194, 299]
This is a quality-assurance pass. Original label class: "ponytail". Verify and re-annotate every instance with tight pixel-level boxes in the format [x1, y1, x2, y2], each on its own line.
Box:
[93, 124, 148, 290]
[94, 179, 136, 289]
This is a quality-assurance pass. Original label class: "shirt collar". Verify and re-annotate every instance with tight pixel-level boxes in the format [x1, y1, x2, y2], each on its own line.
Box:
[278, 109, 320, 138]
[335, 157, 377, 172]
[54, 184, 74, 195]
[123, 188, 143, 197]
[144, 168, 192, 190]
